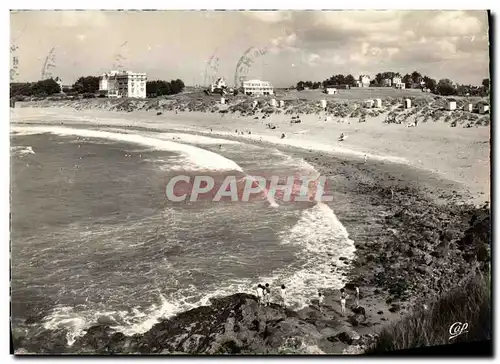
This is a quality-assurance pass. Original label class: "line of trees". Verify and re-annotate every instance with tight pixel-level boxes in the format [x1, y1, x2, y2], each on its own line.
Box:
[296, 69, 490, 97]
[296, 74, 357, 90]
[10, 78, 61, 98]
[146, 79, 185, 97]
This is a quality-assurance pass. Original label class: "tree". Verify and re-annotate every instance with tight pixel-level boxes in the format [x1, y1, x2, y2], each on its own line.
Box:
[296, 81, 305, 91]
[345, 74, 356, 86]
[402, 74, 412, 88]
[411, 71, 423, 84]
[170, 79, 185, 94]
[436, 79, 456, 96]
[30, 79, 61, 97]
[146, 79, 185, 97]
[10, 82, 33, 97]
[482, 78, 490, 95]
[423, 76, 437, 93]
[72, 76, 100, 94]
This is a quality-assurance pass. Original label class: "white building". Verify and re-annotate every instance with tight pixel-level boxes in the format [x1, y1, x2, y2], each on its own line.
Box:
[479, 103, 489, 114]
[357, 75, 370, 88]
[447, 99, 457, 111]
[99, 70, 147, 99]
[395, 82, 406, 90]
[54, 77, 63, 92]
[210, 77, 227, 93]
[393, 76, 406, 89]
[243, 79, 274, 96]
[374, 98, 382, 108]
[324, 87, 338, 95]
[464, 103, 474, 112]
[404, 99, 412, 108]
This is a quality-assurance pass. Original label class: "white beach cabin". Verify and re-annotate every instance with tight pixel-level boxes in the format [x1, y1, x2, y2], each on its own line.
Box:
[447, 99, 457, 111]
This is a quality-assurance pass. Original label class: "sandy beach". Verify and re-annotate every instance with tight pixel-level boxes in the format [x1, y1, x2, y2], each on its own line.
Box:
[12, 106, 490, 205]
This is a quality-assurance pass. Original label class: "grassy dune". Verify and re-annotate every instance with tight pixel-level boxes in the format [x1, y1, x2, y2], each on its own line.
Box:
[366, 273, 491, 353]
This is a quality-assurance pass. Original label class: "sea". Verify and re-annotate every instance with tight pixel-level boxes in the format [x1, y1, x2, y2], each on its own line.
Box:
[10, 123, 356, 348]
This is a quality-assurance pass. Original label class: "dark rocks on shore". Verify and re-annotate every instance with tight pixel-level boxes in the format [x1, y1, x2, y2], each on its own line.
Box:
[388, 304, 401, 313]
[18, 294, 369, 355]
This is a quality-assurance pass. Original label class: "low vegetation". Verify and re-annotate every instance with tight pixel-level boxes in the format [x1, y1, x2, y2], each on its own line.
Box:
[367, 273, 491, 353]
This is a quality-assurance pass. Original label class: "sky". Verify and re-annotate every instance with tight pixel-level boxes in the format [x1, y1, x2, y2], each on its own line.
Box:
[10, 10, 490, 87]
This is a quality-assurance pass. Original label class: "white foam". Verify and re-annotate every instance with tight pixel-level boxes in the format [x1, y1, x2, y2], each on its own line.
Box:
[11, 146, 35, 156]
[42, 306, 88, 346]
[265, 202, 356, 309]
[10, 126, 243, 172]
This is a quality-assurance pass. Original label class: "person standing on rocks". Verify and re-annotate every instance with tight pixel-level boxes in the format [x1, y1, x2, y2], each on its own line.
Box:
[355, 286, 360, 307]
[280, 284, 287, 308]
[256, 284, 264, 306]
[265, 283, 271, 306]
[340, 288, 349, 316]
[318, 291, 324, 313]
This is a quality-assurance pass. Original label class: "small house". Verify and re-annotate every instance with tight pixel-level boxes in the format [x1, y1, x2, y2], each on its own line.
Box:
[479, 103, 489, 114]
[270, 99, 277, 107]
[324, 87, 338, 95]
[464, 103, 473, 112]
[404, 99, 411, 109]
[447, 98, 456, 111]
[320, 99, 327, 109]
[220, 97, 225, 105]
[279, 100, 285, 108]
[374, 98, 382, 108]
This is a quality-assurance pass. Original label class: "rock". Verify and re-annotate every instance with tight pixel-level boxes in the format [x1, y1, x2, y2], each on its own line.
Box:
[389, 304, 401, 313]
[339, 257, 347, 261]
[377, 311, 384, 315]
[415, 265, 432, 275]
[97, 315, 118, 326]
[342, 345, 364, 355]
[422, 254, 433, 265]
[348, 314, 365, 327]
[351, 306, 366, 315]
[156, 112, 162, 115]
[335, 329, 360, 345]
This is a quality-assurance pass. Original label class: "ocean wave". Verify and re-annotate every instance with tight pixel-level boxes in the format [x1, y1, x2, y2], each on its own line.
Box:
[11, 145, 36, 157]
[10, 125, 243, 172]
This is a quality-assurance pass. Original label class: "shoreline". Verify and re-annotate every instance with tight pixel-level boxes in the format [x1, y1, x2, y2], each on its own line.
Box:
[11, 106, 490, 354]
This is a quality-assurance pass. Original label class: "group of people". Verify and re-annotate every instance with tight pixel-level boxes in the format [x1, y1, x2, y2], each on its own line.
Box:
[255, 283, 361, 317]
[256, 283, 287, 307]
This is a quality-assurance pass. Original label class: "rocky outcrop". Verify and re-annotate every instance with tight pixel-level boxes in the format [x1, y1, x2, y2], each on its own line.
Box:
[15, 294, 376, 355]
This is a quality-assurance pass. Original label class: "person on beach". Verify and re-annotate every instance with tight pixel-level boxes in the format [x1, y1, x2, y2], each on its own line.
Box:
[280, 285, 287, 307]
[318, 291, 324, 312]
[265, 283, 271, 306]
[340, 289, 349, 316]
[256, 284, 264, 305]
